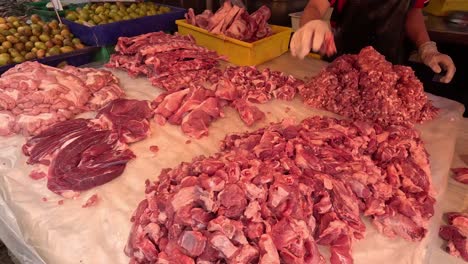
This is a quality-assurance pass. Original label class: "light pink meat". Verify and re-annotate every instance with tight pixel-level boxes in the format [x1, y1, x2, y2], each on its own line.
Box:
[187, 4, 273, 42]
[0, 62, 125, 136]
[232, 99, 265, 126]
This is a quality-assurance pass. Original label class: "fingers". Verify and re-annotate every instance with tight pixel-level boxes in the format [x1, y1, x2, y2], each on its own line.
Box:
[311, 25, 326, 52]
[298, 27, 313, 59]
[290, 32, 300, 57]
[427, 56, 442, 74]
[439, 56, 456, 83]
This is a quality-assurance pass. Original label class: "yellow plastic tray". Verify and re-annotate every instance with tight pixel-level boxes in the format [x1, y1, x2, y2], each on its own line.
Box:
[424, 0, 468, 16]
[176, 19, 292, 66]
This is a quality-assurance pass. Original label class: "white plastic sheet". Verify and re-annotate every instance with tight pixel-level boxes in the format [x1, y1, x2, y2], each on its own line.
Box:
[0, 55, 465, 264]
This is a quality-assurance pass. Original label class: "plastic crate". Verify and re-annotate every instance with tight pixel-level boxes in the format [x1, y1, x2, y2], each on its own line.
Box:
[424, 0, 468, 16]
[62, 5, 186, 46]
[0, 46, 99, 75]
[176, 20, 292, 66]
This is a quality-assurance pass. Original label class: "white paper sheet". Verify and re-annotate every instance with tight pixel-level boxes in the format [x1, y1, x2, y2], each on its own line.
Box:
[0, 56, 465, 264]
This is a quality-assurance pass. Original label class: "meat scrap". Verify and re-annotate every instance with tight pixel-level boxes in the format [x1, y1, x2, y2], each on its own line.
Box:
[0, 62, 124, 136]
[82, 194, 99, 208]
[106, 32, 223, 92]
[439, 212, 468, 261]
[299, 46, 438, 125]
[186, 3, 273, 42]
[126, 116, 435, 264]
[451, 168, 468, 184]
[22, 99, 153, 197]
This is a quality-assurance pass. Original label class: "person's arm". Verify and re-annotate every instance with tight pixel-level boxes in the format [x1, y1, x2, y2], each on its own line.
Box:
[405, 8, 430, 47]
[300, 0, 330, 26]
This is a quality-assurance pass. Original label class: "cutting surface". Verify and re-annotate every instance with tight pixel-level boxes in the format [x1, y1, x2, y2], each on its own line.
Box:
[0, 54, 465, 264]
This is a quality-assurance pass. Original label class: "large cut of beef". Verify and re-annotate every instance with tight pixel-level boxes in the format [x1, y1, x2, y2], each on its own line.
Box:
[299, 46, 439, 125]
[0, 62, 124, 136]
[185, 3, 273, 42]
[439, 212, 468, 261]
[106, 32, 223, 92]
[22, 99, 153, 197]
[126, 116, 435, 264]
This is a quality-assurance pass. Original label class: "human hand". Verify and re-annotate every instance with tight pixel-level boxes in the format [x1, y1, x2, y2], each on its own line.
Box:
[419, 41, 456, 83]
[290, 20, 336, 59]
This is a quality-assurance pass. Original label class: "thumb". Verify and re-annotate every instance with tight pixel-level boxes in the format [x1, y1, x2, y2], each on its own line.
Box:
[428, 60, 442, 74]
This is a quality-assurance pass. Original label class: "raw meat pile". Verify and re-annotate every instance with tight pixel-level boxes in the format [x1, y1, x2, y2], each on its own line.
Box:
[152, 66, 303, 138]
[0, 62, 124, 136]
[106, 32, 223, 92]
[23, 99, 153, 197]
[451, 167, 468, 184]
[185, 3, 273, 42]
[126, 116, 435, 264]
[153, 85, 224, 139]
[299, 46, 439, 125]
[439, 212, 468, 261]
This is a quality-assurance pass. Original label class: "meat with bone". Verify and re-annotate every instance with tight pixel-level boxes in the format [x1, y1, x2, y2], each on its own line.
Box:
[299, 46, 438, 125]
[107, 32, 223, 92]
[451, 167, 468, 184]
[186, 3, 273, 42]
[22, 99, 153, 197]
[0, 62, 124, 136]
[439, 212, 468, 261]
[126, 116, 434, 264]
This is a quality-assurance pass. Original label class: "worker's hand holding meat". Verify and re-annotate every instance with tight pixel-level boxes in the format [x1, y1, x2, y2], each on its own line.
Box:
[419, 41, 456, 83]
[290, 20, 336, 59]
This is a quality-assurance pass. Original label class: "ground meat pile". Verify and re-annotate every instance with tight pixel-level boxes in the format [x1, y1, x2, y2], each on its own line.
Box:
[0, 61, 124, 136]
[299, 46, 439, 125]
[125, 116, 435, 264]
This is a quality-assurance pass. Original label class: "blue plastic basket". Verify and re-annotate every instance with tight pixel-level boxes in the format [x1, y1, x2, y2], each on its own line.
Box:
[62, 5, 186, 46]
[0, 46, 99, 75]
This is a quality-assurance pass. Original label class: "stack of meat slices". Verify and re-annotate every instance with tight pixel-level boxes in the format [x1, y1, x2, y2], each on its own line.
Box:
[23, 99, 153, 198]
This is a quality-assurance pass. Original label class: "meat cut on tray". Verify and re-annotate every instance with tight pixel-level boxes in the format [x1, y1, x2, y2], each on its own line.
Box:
[22, 99, 153, 198]
[0, 62, 124, 136]
[185, 3, 273, 42]
[299, 46, 439, 125]
[126, 116, 435, 264]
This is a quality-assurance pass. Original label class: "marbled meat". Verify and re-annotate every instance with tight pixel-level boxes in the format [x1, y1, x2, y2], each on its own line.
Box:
[22, 99, 153, 197]
[126, 116, 435, 264]
[0, 62, 124, 136]
[299, 46, 438, 125]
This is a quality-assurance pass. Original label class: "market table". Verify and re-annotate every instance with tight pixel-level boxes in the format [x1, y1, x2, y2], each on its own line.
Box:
[0, 54, 465, 264]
